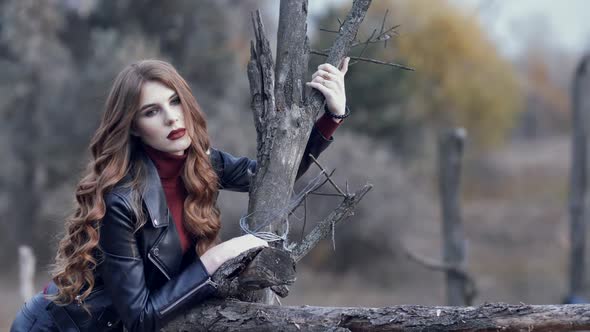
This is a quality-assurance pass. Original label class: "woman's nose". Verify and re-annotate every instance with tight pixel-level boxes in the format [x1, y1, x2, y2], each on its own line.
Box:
[164, 108, 179, 125]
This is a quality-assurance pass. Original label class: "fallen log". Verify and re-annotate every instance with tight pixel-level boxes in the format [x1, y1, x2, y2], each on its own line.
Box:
[163, 301, 590, 332]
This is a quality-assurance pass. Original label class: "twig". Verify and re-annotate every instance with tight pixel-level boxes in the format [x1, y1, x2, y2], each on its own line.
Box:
[307, 0, 372, 119]
[309, 192, 344, 197]
[310, 50, 415, 71]
[309, 154, 347, 197]
[299, 194, 307, 242]
[319, 28, 340, 34]
[403, 244, 463, 273]
[356, 28, 376, 60]
[321, 23, 399, 51]
[291, 184, 372, 262]
[402, 243, 478, 304]
[317, 12, 402, 68]
[287, 169, 335, 218]
[379, 9, 389, 37]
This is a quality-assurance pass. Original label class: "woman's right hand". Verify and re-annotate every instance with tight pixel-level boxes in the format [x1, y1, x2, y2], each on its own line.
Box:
[200, 234, 268, 275]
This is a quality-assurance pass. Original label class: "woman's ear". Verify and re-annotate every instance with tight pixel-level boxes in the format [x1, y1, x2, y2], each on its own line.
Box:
[130, 124, 140, 137]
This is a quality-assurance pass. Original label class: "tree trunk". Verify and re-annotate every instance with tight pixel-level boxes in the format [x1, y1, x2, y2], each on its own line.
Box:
[162, 301, 590, 332]
[246, 2, 314, 250]
[244, 0, 371, 303]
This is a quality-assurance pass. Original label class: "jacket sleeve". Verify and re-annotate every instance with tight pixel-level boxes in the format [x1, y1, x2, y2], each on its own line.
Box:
[97, 192, 217, 332]
[211, 122, 333, 192]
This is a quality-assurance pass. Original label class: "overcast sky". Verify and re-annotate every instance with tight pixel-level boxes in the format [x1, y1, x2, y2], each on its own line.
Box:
[453, 0, 590, 56]
[309, 0, 590, 58]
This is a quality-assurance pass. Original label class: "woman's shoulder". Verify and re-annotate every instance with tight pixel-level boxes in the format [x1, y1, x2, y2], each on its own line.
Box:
[104, 182, 136, 212]
[101, 186, 140, 232]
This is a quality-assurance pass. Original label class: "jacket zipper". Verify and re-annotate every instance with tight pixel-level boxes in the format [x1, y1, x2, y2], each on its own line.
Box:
[148, 252, 171, 280]
[74, 284, 105, 305]
[159, 277, 217, 316]
[88, 285, 104, 296]
[148, 228, 172, 281]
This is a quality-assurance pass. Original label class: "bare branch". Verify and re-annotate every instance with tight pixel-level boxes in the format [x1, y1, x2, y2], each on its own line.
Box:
[356, 28, 376, 60]
[309, 192, 343, 197]
[403, 243, 478, 305]
[291, 184, 372, 262]
[309, 154, 346, 197]
[379, 9, 389, 37]
[307, 0, 373, 118]
[310, 50, 414, 71]
[287, 169, 335, 218]
[320, 22, 399, 52]
[403, 244, 463, 274]
[316, 9, 404, 70]
[299, 194, 308, 242]
[318, 28, 340, 34]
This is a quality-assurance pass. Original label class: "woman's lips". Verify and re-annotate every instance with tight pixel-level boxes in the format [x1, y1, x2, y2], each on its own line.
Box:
[167, 128, 186, 140]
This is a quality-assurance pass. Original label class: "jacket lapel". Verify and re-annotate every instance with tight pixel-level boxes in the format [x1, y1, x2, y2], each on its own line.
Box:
[138, 151, 170, 229]
[137, 150, 186, 280]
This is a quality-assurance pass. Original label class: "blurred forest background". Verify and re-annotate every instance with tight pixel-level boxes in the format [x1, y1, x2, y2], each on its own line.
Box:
[0, 0, 587, 328]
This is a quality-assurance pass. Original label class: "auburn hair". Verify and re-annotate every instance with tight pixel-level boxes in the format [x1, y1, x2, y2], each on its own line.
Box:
[49, 60, 221, 305]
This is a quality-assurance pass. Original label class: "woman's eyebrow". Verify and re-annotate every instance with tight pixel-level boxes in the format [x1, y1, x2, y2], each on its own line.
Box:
[139, 103, 156, 112]
[139, 93, 177, 111]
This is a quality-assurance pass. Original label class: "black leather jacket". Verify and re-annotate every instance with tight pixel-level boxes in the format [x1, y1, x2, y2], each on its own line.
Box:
[45, 125, 332, 332]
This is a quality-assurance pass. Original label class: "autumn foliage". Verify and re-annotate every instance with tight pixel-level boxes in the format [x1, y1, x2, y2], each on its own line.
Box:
[315, 0, 523, 151]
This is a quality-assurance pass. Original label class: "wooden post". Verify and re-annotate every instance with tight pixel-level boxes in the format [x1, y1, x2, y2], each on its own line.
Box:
[438, 128, 468, 306]
[567, 55, 590, 303]
[14, 69, 43, 301]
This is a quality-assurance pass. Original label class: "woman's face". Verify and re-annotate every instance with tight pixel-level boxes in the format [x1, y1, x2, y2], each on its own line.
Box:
[133, 80, 191, 155]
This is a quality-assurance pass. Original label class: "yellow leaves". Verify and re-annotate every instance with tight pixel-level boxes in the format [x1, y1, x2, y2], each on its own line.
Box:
[363, 0, 524, 148]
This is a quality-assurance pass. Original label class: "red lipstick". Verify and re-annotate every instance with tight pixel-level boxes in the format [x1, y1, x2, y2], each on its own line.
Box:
[167, 128, 186, 140]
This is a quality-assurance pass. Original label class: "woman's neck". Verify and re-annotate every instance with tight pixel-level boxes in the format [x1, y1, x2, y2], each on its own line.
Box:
[142, 144, 187, 181]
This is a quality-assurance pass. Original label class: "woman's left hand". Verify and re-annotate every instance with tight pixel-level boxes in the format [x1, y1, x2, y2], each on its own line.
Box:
[306, 57, 350, 120]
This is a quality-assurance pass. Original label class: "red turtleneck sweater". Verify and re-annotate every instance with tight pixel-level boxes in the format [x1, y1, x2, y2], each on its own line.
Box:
[142, 113, 340, 254]
[143, 144, 192, 253]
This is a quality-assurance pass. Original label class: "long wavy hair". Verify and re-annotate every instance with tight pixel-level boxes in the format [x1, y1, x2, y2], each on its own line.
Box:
[48, 60, 221, 305]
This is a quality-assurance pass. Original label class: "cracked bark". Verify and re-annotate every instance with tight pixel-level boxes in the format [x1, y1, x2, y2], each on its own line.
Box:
[163, 302, 590, 332]
[244, 0, 370, 304]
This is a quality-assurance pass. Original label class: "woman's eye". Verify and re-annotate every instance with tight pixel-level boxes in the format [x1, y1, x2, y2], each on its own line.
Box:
[144, 108, 158, 117]
[171, 97, 181, 105]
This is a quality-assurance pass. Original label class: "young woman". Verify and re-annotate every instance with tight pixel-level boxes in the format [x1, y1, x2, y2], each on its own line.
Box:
[11, 58, 350, 332]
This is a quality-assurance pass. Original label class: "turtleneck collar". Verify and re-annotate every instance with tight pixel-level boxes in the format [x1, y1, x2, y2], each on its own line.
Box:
[142, 143, 187, 182]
